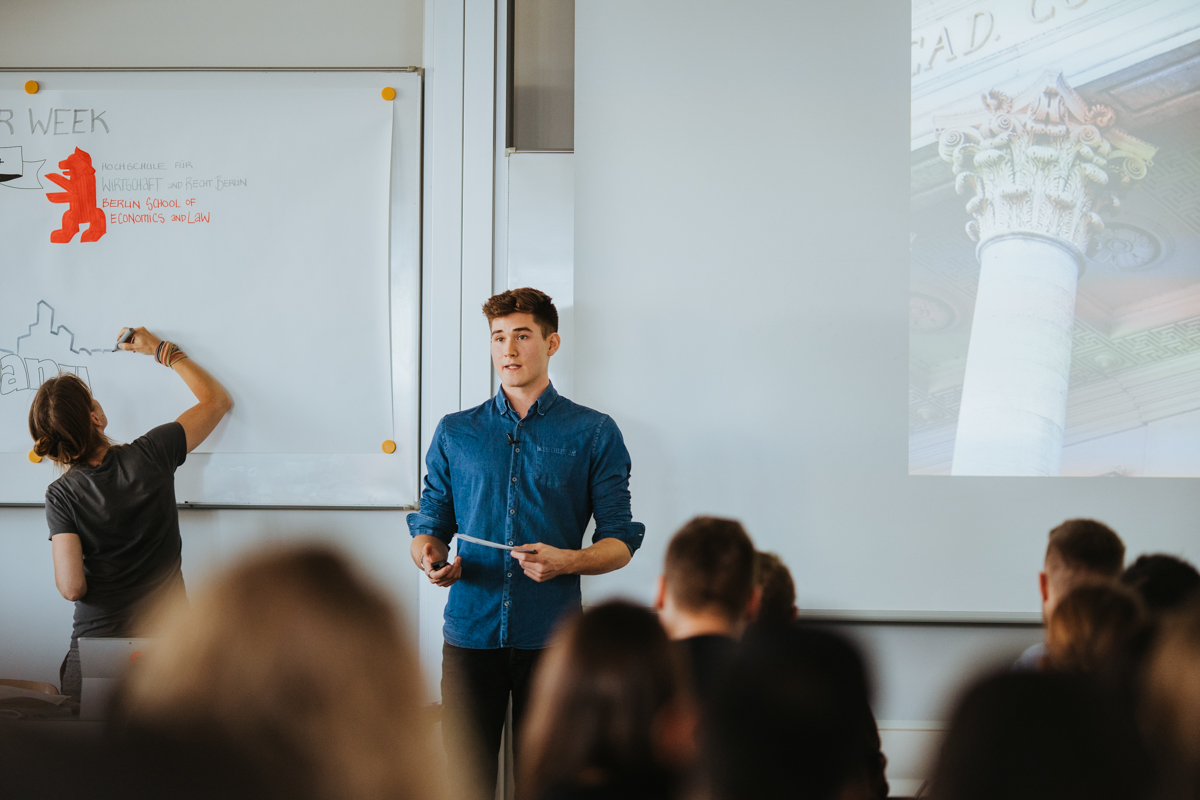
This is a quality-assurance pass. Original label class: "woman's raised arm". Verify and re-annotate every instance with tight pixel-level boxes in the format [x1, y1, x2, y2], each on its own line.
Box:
[119, 327, 233, 452]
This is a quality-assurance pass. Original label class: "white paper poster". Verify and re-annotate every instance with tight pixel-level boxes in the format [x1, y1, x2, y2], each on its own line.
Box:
[0, 87, 396, 459]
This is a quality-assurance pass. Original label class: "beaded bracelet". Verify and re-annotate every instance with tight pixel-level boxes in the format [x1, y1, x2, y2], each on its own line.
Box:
[154, 340, 189, 368]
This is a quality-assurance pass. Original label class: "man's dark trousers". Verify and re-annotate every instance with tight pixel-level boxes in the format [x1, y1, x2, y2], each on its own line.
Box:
[442, 642, 544, 798]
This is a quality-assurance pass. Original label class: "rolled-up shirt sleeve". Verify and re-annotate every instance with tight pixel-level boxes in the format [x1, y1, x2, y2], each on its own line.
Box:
[407, 420, 457, 546]
[588, 416, 645, 555]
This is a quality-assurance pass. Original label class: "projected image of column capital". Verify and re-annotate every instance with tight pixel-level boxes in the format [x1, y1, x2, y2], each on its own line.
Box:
[910, 0, 1200, 478]
[936, 72, 1156, 256]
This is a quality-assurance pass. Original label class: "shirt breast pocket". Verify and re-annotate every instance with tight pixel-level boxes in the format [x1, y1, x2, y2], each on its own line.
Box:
[535, 445, 577, 488]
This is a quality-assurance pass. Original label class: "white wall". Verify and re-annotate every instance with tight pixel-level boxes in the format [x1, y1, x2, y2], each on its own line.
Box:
[506, 152, 575, 396]
[0, 0, 423, 68]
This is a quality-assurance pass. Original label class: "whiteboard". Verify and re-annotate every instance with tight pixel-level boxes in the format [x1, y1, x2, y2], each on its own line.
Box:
[0, 70, 421, 507]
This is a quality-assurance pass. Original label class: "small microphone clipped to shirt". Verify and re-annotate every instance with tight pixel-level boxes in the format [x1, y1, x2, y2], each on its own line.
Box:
[507, 433, 520, 446]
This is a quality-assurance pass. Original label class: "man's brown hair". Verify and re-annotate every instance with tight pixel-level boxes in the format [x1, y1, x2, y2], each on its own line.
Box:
[664, 516, 756, 621]
[1046, 519, 1125, 577]
[482, 287, 558, 338]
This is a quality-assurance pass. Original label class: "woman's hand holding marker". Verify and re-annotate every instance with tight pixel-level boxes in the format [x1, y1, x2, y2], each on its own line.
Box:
[116, 326, 161, 356]
[116, 327, 188, 368]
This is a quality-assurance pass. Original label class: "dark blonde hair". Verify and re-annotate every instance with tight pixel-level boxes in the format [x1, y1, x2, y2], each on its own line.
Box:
[520, 602, 690, 800]
[117, 546, 442, 800]
[28, 373, 108, 466]
[1045, 583, 1144, 674]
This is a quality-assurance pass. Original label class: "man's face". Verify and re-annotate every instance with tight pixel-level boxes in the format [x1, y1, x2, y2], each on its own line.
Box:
[490, 312, 560, 390]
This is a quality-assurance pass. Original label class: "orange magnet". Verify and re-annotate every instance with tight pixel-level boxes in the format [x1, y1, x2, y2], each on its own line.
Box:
[382, 439, 397, 454]
[24, 80, 38, 94]
[381, 87, 396, 101]
[28, 450, 42, 463]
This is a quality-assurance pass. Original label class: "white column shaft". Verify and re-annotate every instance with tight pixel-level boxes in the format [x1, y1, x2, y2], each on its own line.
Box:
[951, 234, 1081, 476]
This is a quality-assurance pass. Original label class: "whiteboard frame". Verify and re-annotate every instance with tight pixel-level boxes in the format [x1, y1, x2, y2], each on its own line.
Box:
[0, 69, 423, 508]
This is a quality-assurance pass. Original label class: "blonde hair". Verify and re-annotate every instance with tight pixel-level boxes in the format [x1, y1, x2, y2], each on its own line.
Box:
[118, 545, 443, 800]
[1045, 583, 1143, 674]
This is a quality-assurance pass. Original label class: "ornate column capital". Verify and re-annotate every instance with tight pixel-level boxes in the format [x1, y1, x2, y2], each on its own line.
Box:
[934, 71, 1156, 256]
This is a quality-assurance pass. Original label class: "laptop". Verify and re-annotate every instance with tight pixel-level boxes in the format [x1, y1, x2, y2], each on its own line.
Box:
[77, 637, 154, 720]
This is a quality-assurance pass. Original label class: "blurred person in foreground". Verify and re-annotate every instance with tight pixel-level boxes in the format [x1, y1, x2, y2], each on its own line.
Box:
[1015, 518, 1125, 670]
[752, 551, 798, 625]
[1143, 602, 1200, 800]
[704, 624, 888, 800]
[654, 517, 759, 704]
[1121, 553, 1200, 616]
[113, 546, 446, 800]
[519, 601, 696, 800]
[1043, 583, 1145, 675]
[931, 671, 1148, 800]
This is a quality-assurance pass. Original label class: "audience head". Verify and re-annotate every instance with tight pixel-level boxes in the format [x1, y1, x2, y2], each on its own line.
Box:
[1121, 553, 1200, 615]
[656, 516, 758, 639]
[27, 372, 109, 467]
[1143, 602, 1200, 798]
[1044, 583, 1145, 675]
[1039, 518, 1124, 618]
[705, 625, 878, 800]
[116, 545, 440, 800]
[932, 671, 1145, 800]
[753, 551, 798, 625]
[520, 601, 695, 800]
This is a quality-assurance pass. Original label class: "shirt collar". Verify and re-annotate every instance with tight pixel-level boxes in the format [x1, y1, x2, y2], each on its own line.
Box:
[494, 381, 559, 417]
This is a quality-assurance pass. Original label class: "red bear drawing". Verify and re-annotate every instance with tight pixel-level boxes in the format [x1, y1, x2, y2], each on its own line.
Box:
[45, 147, 106, 243]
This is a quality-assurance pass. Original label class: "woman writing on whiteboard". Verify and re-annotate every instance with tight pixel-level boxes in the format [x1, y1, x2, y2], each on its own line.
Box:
[28, 327, 232, 702]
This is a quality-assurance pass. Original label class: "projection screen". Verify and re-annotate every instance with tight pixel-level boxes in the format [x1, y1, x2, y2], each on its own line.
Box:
[574, 0, 1200, 618]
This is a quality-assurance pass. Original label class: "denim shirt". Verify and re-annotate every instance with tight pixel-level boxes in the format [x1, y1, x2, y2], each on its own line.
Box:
[407, 383, 645, 650]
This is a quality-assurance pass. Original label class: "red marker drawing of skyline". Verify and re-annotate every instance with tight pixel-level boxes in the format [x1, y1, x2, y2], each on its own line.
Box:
[45, 147, 106, 243]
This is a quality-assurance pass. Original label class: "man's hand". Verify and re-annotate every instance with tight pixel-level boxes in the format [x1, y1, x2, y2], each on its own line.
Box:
[116, 326, 162, 356]
[412, 535, 462, 587]
[422, 551, 458, 587]
[510, 538, 631, 582]
[511, 543, 576, 583]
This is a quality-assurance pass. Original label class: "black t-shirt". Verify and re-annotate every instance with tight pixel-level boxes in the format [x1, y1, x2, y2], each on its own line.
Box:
[44, 422, 188, 640]
[679, 634, 737, 707]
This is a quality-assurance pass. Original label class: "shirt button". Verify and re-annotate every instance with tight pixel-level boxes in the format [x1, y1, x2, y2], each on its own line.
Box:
[509, 508, 515, 515]
[504, 601, 510, 607]
[515, 447, 520, 453]
[507, 572, 512, 577]
[512, 477, 517, 483]
[508, 541, 514, 545]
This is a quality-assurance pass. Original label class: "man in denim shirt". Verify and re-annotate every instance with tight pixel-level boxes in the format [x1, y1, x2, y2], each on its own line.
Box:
[408, 288, 644, 796]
